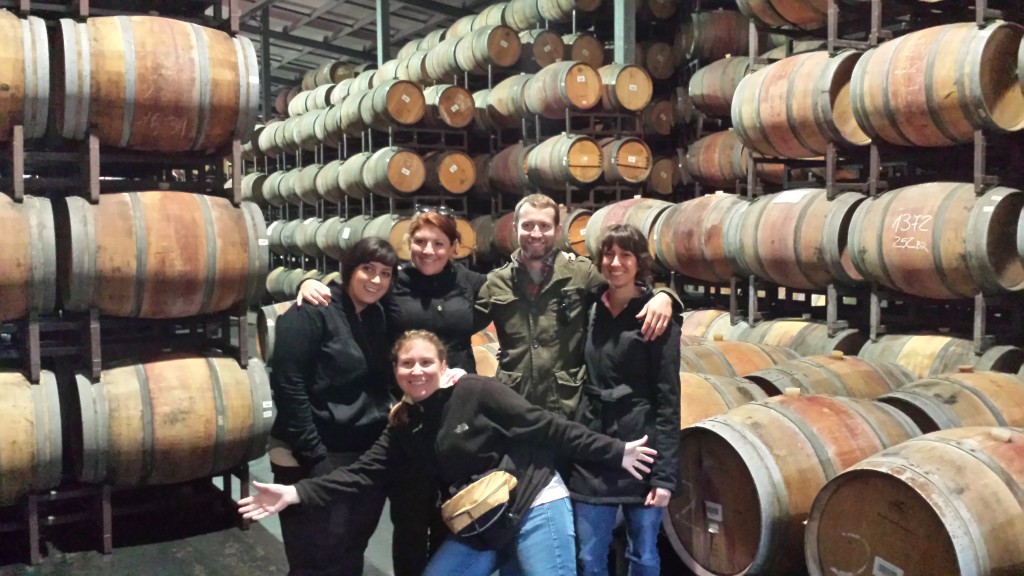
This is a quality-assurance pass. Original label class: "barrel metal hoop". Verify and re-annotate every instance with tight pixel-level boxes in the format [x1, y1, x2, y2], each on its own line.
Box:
[804, 357, 851, 396]
[60, 20, 82, 139]
[922, 434, 1024, 511]
[246, 360, 274, 461]
[41, 373, 63, 487]
[699, 374, 744, 411]
[117, 16, 136, 149]
[960, 25, 991, 131]
[235, 35, 261, 141]
[206, 357, 228, 476]
[930, 185, 967, 298]
[878, 38, 915, 146]
[241, 202, 267, 306]
[849, 49, 880, 146]
[872, 188, 901, 289]
[923, 25, 963, 145]
[23, 17, 49, 138]
[134, 363, 155, 483]
[758, 401, 838, 480]
[836, 395, 902, 447]
[783, 55, 819, 157]
[749, 68, 784, 159]
[76, 375, 100, 483]
[196, 195, 219, 315]
[189, 24, 212, 151]
[789, 190, 822, 288]
[128, 193, 148, 317]
[20, 20, 37, 137]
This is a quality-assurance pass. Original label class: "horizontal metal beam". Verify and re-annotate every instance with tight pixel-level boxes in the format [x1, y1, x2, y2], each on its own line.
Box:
[239, 0, 282, 22]
[241, 23, 373, 60]
[393, 0, 471, 18]
[285, 0, 346, 34]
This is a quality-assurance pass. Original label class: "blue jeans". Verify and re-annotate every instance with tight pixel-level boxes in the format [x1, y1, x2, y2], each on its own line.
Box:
[422, 498, 576, 576]
[574, 501, 665, 576]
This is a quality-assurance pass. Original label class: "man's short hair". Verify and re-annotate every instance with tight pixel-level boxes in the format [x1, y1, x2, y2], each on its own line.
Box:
[513, 194, 560, 226]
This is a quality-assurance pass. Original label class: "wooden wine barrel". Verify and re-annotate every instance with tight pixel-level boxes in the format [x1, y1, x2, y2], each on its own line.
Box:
[265, 267, 289, 301]
[689, 56, 749, 117]
[352, 68, 376, 92]
[584, 198, 673, 259]
[731, 318, 866, 357]
[295, 218, 323, 258]
[329, 78, 355, 106]
[558, 206, 591, 257]
[337, 215, 373, 255]
[653, 193, 745, 283]
[295, 109, 329, 151]
[679, 10, 750, 63]
[679, 341, 799, 377]
[256, 302, 294, 363]
[642, 98, 675, 136]
[732, 50, 869, 158]
[455, 25, 522, 74]
[805, 427, 1024, 576]
[678, 372, 768, 429]
[0, 195, 57, 322]
[684, 130, 798, 190]
[314, 216, 345, 260]
[278, 219, 305, 258]
[261, 170, 288, 208]
[425, 37, 463, 84]
[527, 133, 603, 189]
[600, 136, 652, 184]
[667, 395, 920, 576]
[470, 154, 494, 199]
[745, 352, 913, 398]
[524, 61, 601, 119]
[680, 309, 734, 340]
[283, 269, 321, 301]
[446, 14, 478, 39]
[266, 220, 287, 257]
[562, 32, 604, 69]
[851, 22, 1024, 147]
[0, 371, 62, 506]
[404, 50, 431, 85]
[339, 90, 370, 136]
[598, 64, 653, 112]
[257, 120, 284, 156]
[292, 163, 324, 206]
[364, 214, 413, 260]
[505, 0, 544, 31]
[421, 84, 474, 129]
[848, 183, 1024, 299]
[647, 156, 681, 196]
[0, 12, 49, 140]
[314, 159, 345, 204]
[56, 192, 268, 318]
[359, 79, 425, 130]
[338, 151, 373, 199]
[859, 334, 1024, 379]
[373, 59, 404, 86]
[471, 215, 500, 262]
[723, 188, 866, 290]
[638, 41, 675, 80]
[518, 29, 564, 72]
[736, 0, 828, 29]
[75, 355, 273, 486]
[276, 167, 304, 207]
[57, 16, 259, 152]
[488, 142, 534, 194]
[363, 147, 426, 197]
[240, 172, 268, 206]
[878, 369, 1024, 433]
[397, 40, 422, 61]
[419, 29, 447, 51]
[474, 3, 508, 28]
[452, 217, 477, 260]
[423, 150, 476, 195]
[313, 60, 355, 85]
[493, 212, 519, 256]
[539, 0, 601, 22]
[273, 117, 301, 154]
[485, 74, 532, 128]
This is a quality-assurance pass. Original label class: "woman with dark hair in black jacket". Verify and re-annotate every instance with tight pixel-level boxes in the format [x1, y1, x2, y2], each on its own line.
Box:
[267, 237, 398, 576]
[241, 330, 658, 576]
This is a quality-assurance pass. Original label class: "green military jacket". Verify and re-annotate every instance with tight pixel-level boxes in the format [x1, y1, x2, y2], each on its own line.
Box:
[476, 253, 603, 417]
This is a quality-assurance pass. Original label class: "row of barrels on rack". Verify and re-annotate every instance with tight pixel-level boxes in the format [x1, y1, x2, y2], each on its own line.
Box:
[0, 192, 269, 323]
[0, 11, 259, 152]
[702, 21, 1024, 159]
[244, 133, 660, 205]
[590, 181, 1024, 300]
[0, 355, 273, 508]
[663, 314, 1024, 575]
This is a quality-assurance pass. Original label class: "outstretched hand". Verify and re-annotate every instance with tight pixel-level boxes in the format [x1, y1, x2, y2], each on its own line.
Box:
[295, 279, 331, 307]
[238, 481, 301, 521]
[621, 435, 657, 480]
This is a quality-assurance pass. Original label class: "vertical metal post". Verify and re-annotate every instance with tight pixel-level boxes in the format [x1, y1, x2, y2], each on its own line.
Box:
[261, 6, 272, 121]
[376, 0, 391, 67]
[613, 0, 636, 65]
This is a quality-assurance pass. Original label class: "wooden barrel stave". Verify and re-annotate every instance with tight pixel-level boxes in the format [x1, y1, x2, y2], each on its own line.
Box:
[423, 150, 476, 195]
[0, 195, 57, 321]
[0, 371, 62, 506]
[256, 302, 294, 363]
[363, 147, 426, 197]
[878, 371, 1024, 433]
[745, 354, 914, 398]
[689, 56, 749, 118]
[653, 193, 745, 283]
[527, 133, 604, 189]
[585, 197, 673, 259]
[524, 60, 601, 119]
[679, 341, 800, 377]
[859, 334, 1024, 379]
[678, 372, 768, 429]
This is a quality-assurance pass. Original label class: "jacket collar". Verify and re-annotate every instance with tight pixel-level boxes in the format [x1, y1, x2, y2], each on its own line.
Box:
[511, 249, 573, 296]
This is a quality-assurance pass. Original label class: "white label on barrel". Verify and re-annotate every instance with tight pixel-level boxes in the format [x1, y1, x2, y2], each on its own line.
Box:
[660, 171, 668, 178]
[772, 189, 812, 204]
[704, 501, 723, 522]
[449, 164, 459, 173]
[627, 155, 637, 163]
[258, 238, 269, 246]
[580, 229, 586, 236]
[983, 206, 994, 212]
[577, 75, 586, 83]
[543, 45, 552, 52]
[218, 415, 225, 426]
[582, 49, 590, 56]
[660, 114, 667, 121]
[629, 84, 638, 91]
[657, 54, 665, 62]
[451, 104, 461, 112]
[872, 557, 903, 576]
[263, 410, 274, 418]
[401, 168, 410, 175]
[402, 94, 410, 103]
[500, 40, 508, 48]
[343, 228, 351, 239]
[263, 401, 274, 409]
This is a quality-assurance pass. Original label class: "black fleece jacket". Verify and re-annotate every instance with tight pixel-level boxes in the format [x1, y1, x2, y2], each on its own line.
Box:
[295, 375, 626, 523]
[269, 285, 394, 467]
[568, 284, 681, 504]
